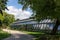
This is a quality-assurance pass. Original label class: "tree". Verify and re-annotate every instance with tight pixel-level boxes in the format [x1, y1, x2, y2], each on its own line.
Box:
[18, 0, 60, 35]
[3, 12, 15, 26]
[0, 0, 8, 26]
[15, 19, 20, 21]
[0, 14, 4, 26]
[0, 0, 8, 15]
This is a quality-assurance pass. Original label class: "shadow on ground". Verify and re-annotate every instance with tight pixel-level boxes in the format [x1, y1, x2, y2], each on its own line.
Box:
[3, 34, 35, 40]
[30, 34, 60, 40]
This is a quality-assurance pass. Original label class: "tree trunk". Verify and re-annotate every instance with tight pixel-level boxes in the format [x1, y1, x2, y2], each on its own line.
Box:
[0, 20, 2, 26]
[51, 19, 60, 35]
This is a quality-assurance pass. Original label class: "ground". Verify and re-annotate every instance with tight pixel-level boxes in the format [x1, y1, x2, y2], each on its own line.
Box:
[2, 29, 35, 40]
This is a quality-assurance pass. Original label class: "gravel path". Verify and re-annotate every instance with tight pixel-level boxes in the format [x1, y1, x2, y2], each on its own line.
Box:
[2, 29, 35, 40]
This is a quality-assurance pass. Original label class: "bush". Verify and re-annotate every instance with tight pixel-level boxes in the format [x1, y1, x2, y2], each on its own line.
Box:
[0, 30, 11, 40]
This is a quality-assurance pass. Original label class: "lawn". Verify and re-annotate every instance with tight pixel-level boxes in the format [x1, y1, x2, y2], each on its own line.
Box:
[23, 31, 60, 40]
[22, 31, 45, 39]
[0, 30, 11, 40]
[23, 31, 45, 34]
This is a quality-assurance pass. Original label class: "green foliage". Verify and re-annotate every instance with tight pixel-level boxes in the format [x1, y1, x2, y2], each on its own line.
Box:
[0, 30, 11, 40]
[18, 0, 60, 21]
[0, 13, 4, 26]
[3, 12, 15, 26]
[0, 0, 8, 10]
[0, 0, 8, 15]
[0, 14, 4, 20]
[0, 11, 15, 27]
[0, 0, 8, 26]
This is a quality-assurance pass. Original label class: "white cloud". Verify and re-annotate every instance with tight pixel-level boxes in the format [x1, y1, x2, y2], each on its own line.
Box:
[5, 6, 32, 20]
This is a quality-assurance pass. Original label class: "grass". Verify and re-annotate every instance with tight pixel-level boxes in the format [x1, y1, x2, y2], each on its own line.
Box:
[0, 30, 11, 40]
[22, 31, 60, 40]
[22, 31, 45, 39]
[23, 31, 45, 34]
[10, 28, 60, 40]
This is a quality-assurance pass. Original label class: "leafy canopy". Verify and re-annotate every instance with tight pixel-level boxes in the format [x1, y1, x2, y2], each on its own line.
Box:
[3, 12, 15, 26]
[0, 13, 4, 20]
[18, 0, 60, 21]
[0, 0, 8, 15]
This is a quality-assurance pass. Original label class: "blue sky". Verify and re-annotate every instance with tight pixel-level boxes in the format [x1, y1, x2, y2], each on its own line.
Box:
[7, 0, 22, 9]
[5, 0, 32, 20]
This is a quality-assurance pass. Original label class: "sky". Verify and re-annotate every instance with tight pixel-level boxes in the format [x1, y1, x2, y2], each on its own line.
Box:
[5, 0, 32, 20]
